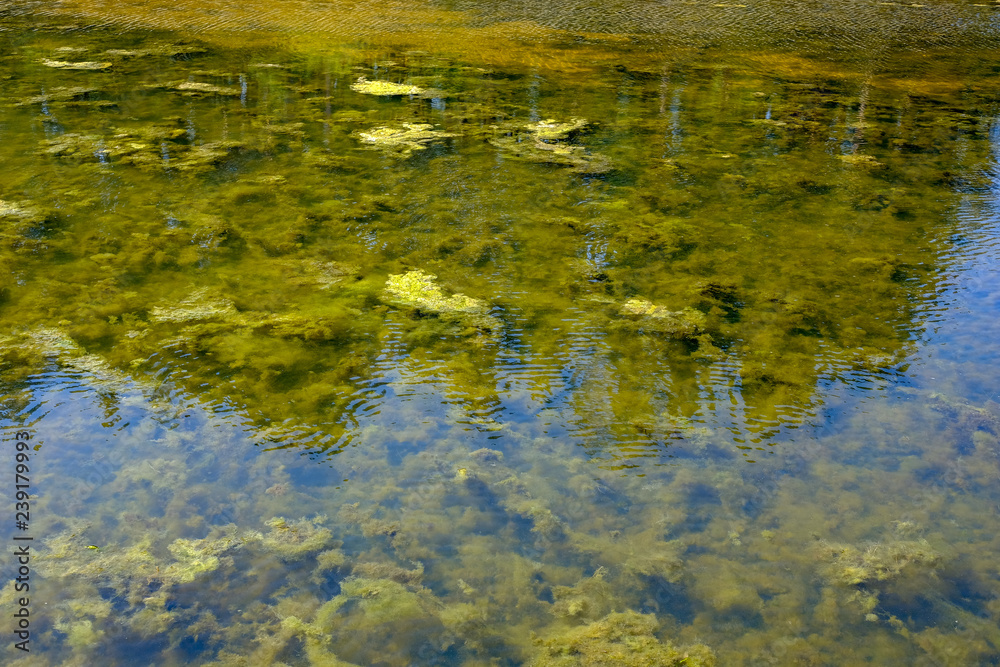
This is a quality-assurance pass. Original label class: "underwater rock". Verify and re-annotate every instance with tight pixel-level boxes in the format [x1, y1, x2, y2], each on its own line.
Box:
[355, 123, 459, 156]
[350, 76, 425, 96]
[41, 58, 112, 70]
[620, 298, 707, 339]
[529, 610, 716, 666]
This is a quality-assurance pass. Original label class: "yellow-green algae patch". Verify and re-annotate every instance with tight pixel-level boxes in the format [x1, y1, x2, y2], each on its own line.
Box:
[13, 85, 98, 106]
[382, 269, 492, 329]
[349, 76, 425, 96]
[150, 289, 239, 323]
[488, 118, 612, 174]
[0, 199, 48, 223]
[174, 81, 241, 96]
[355, 123, 459, 156]
[41, 58, 112, 70]
[529, 611, 716, 666]
[255, 516, 334, 560]
[527, 117, 591, 142]
[818, 539, 942, 587]
[620, 297, 707, 339]
[40, 130, 243, 172]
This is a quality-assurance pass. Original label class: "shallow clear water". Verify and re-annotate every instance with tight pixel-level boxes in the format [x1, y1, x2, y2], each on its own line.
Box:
[2, 2, 1000, 665]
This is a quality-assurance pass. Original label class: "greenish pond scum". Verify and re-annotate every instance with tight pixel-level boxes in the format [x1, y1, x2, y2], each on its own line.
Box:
[1, 1, 1000, 664]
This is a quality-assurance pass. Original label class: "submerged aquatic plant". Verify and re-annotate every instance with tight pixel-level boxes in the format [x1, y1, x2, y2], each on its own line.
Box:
[488, 118, 612, 174]
[620, 298, 707, 339]
[529, 610, 716, 666]
[818, 539, 942, 587]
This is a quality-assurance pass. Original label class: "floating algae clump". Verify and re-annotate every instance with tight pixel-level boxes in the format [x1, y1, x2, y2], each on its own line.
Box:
[350, 76, 425, 96]
[488, 117, 611, 174]
[383, 269, 491, 325]
[529, 610, 715, 666]
[621, 298, 707, 339]
[175, 81, 240, 95]
[41, 58, 112, 70]
[527, 117, 591, 142]
[355, 123, 459, 156]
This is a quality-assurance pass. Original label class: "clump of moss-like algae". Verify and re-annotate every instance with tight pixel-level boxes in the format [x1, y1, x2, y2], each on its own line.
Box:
[355, 123, 459, 156]
[382, 269, 494, 332]
[529, 610, 715, 666]
[350, 76, 425, 96]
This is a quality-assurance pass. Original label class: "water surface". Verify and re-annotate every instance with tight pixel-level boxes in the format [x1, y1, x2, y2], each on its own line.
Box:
[2, 1, 1000, 665]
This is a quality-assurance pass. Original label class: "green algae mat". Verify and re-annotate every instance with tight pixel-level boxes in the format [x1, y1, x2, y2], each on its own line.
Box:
[2, 1, 1000, 664]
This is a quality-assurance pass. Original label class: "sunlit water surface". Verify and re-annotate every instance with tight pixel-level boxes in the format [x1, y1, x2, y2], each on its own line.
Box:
[2, 1, 1000, 665]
